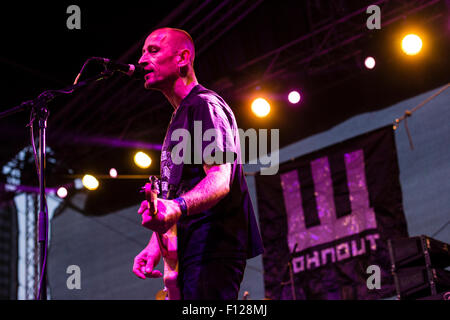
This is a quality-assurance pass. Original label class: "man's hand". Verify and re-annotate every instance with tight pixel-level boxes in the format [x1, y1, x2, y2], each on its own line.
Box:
[132, 246, 162, 280]
[138, 198, 182, 233]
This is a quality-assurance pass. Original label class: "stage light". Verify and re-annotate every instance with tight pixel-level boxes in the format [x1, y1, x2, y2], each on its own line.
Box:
[82, 174, 99, 190]
[288, 91, 301, 104]
[401, 34, 422, 56]
[109, 168, 118, 178]
[74, 178, 83, 189]
[56, 186, 68, 198]
[134, 151, 152, 168]
[251, 98, 270, 118]
[364, 56, 376, 69]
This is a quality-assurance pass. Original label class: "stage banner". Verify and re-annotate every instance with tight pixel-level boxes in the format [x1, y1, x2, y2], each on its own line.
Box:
[255, 125, 408, 300]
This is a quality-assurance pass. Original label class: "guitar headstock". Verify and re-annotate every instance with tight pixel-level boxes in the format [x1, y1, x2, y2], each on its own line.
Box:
[150, 176, 159, 190]
[143, 176, 159, 216]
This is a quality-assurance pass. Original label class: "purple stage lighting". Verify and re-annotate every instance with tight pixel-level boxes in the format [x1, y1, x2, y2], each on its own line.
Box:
[364, 56, 376, 69]
[288, 91, 301, 104]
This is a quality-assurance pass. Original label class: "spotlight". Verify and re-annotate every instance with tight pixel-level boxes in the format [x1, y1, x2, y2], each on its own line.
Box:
[56, 186, 68, 199]
[109, 168, 118, 178]
[401, 34, 422, 56]
[364, 56, 376, 69]
[82, 174, 99, 190]
[288, 91, 301, 104]
[134, 151, 152, 168]
[251, 98, 270, 118]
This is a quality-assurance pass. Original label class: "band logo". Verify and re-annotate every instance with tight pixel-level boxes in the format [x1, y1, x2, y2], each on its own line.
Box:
[281, 150, 378, 273]
[256, 126, 409, 299]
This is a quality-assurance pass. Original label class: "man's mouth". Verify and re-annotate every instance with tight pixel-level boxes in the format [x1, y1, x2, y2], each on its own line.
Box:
[144, 70, 153, 80]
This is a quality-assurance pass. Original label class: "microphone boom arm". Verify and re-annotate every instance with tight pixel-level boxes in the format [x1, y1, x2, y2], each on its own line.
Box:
[0, 60, 115, 300]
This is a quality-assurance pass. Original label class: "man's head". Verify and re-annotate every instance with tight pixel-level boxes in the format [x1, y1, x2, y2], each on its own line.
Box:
[139, 28, 195, 90]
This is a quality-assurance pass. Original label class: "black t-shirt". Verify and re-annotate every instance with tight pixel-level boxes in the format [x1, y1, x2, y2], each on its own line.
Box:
[159, 84, 264, 264]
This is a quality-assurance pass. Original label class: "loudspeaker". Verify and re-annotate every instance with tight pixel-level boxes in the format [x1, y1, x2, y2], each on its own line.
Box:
[417, 290, 450, 300]
[388, 235, 450, 271]
[392, 266, 450, 300]
[387, 235, 450, 300]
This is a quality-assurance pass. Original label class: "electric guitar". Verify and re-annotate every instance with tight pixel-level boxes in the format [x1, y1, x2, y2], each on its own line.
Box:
[143, 176, 180, 300]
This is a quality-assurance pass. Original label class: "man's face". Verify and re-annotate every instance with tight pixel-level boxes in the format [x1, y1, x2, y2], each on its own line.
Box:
[138, 31, 179, 90]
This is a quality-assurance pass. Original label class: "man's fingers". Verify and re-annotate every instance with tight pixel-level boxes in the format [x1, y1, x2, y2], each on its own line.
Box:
[144, 265, 162, 278]
[138, 200, 148, 215]
[134, 269, 146, 279]
[144, 258, 162, 278]
[137, 201, 145, 214]
[147, 270, 163, 278]
[145, 259, 155, 274]
[133, 263, 146, 279]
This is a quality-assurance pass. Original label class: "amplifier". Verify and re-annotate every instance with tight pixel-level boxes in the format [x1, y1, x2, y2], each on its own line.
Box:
[392, 266, 450, 300]
[388, 235, 450, 271]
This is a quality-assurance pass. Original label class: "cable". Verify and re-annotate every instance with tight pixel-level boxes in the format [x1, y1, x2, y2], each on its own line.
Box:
[49, 193, 148, 248]
[86, 215, 148, 248]
[393, 83, 450, 149]
[431, 218, 450, 238]
[73, 57, 99, 85]
[27, 110, 39, 177]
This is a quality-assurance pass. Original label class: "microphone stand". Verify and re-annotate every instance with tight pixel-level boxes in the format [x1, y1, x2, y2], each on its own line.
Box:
[0, 70, 113, 299]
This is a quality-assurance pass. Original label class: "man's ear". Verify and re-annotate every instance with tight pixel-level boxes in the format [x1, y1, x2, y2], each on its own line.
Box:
[177, 49, 191, 68]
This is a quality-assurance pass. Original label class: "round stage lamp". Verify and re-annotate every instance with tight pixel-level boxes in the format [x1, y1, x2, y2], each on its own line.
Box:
[134, 151, 152, 168]
[82, 174, 99, 190]
[288, 91, 301, 104]
[364, 56, 376, 69]
[109, 168, 118, 178]
[56, 186, 68, 199]
[251, 98, 270, 118]
[401, 34, 422, 56]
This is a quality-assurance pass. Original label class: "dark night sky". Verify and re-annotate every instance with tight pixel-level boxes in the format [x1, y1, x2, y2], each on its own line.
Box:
[0, 1, 449, 195]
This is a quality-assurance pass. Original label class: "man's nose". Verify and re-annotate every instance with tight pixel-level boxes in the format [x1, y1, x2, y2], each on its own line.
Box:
[138, 54, 148, 66]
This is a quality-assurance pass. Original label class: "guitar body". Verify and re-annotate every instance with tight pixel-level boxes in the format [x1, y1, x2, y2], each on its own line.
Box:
[144, 177, 180, 300]
[160, 225, 179, 300]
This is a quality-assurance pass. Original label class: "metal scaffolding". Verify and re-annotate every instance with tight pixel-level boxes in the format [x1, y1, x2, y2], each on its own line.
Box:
[232, 0, 445, 94]
[9, 0, 446, 180]
[24, 193, 39, 299]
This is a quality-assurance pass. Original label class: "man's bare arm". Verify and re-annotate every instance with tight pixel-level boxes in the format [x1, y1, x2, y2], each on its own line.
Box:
[182, 163, 231, 215]
[138, 163, 231, 233]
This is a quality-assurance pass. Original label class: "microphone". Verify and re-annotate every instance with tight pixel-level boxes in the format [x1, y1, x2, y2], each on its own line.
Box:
[92, 57, 147, 79]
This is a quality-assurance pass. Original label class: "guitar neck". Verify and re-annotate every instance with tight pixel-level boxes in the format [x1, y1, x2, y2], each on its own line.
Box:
[145, 179, 168, 256]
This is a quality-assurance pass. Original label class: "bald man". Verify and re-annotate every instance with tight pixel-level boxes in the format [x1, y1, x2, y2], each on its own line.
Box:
[133, 28, 264, 300]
